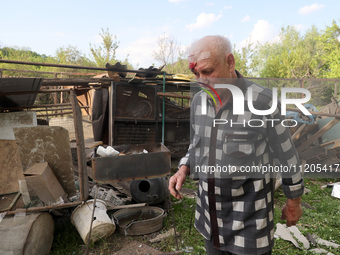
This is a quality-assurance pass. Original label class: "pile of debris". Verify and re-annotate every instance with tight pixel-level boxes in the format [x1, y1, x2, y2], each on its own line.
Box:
[288, 98, 340, 176]
[275, 223, 339, 254]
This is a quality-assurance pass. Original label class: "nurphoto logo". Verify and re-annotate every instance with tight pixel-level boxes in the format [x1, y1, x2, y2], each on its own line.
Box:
[196, 81, 312, 128]
[200, 84, 311, 116]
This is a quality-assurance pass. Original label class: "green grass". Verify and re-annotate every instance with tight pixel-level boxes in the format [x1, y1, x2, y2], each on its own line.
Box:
[273, 178, 340, 254]
[50, 177, 340, 254]
[50, 215, 84, 255]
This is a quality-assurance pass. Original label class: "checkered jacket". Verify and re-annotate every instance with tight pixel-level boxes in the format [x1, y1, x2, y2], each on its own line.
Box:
[179, 75, 304, 254]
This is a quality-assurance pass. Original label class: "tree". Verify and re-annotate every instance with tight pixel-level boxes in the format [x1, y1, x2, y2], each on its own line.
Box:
[251, 26, 324, 79]
[55, 45, 89, 65]
[90, 28, 120, 67]
[318, 20, 340, 78]
[153, 34, 179, 66]
[233, 41, 255, 77]
[152, 34, 191, 74]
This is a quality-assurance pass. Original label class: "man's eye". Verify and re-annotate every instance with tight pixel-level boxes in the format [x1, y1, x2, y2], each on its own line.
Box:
[203, 70, 212, 75]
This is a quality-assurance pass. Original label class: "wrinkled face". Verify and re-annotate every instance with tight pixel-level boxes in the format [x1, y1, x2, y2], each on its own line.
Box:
[190, 52, 234, 79]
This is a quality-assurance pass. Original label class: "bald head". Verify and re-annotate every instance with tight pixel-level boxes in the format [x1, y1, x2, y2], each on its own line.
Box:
[188, 35, 232, 64]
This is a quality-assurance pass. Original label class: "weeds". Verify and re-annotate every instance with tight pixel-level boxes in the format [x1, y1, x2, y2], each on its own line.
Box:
[50, 177, 340, 254]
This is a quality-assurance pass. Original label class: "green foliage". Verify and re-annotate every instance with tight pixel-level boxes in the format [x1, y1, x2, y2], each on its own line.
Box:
[318, 20, 340, 78]
[89, 28, 120, 68]
[252, 25, 323, 79]
[240, 20, 340, 81]
[233, 42, 254, 77]
[55, 45, 91, 66]
[0, 46, 54, 78]
[273, 178, 340, 254]
[164, 57, 192, 75]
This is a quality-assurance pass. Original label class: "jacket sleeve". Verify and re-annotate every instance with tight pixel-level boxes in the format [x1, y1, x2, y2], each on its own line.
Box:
[268, 106, 304, 199]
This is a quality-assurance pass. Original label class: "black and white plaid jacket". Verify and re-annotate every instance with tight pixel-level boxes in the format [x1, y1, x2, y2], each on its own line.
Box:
[179, 73, 304, 254]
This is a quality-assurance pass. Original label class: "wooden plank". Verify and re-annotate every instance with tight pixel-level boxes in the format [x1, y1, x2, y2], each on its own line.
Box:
[71, 89, 89, 201]
[297, 118, 340, 153]
[106, 203, 147, 211]
[321, 138, 340, 149]
[291, 124, 307, 142]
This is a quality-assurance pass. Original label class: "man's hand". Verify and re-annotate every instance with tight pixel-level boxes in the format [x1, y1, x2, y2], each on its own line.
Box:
[281, 197, 303, 227]
[168, 165, 190, 199]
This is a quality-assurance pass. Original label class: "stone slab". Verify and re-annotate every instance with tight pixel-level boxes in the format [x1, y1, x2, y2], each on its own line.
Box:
[0, 111, 37, 140]
[13, 126, 76, 197]
[0, 140, 25, 194]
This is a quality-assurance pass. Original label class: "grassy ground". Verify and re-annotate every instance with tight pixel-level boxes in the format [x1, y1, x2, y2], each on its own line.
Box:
[50, 177, 340, 254]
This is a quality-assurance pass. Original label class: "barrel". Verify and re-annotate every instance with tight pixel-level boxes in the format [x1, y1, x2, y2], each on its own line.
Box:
[130, 178, 169, 205]
[0, 213, 54, 255]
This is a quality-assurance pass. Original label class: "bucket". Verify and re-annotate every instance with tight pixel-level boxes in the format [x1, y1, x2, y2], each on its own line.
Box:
[113, 206, 166, 235]
[71, 199, 116, 244]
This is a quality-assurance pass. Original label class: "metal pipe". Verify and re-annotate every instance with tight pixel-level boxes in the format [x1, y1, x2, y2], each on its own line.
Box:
[0, 103, 72, 111]
[37, 111, 74, 117]
[0, 88, 92, 96]
[0, 59, 168, 75]
[31, 107, 73, 112]
[4, 201, 82, 215]
[162, 72, 166, 144]
[41, 78, 111, 86]
[0, 68, 100, 76]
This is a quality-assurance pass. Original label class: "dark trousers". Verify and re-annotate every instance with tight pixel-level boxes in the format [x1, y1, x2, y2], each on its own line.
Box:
[204, 238, 272, 255]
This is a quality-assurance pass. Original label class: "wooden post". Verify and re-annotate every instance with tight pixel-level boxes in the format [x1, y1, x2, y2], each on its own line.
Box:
[109, 81, 113, 146]
[70, 89, 89, 201]
[335, 82, 338, 98]
[54, 73, 58, 114]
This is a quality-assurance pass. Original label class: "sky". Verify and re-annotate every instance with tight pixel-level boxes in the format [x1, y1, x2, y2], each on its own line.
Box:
[0, 0, 339, 69]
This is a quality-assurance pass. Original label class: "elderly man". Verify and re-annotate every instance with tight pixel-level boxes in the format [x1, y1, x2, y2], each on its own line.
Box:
[169, 35, 303, 255]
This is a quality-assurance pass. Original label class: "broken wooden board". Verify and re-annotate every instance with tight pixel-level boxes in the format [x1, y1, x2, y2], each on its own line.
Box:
[0, 140, 25, 194]
[0, 213, 54, 255]
[13, 126, 76, 196]
[0, 192, 21, 212]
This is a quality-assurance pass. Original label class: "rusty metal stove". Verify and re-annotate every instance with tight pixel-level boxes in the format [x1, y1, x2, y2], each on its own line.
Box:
[91, 142, 171, 183]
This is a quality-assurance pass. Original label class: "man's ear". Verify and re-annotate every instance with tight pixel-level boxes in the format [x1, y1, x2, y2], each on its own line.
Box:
[226, 53, 235, 72]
